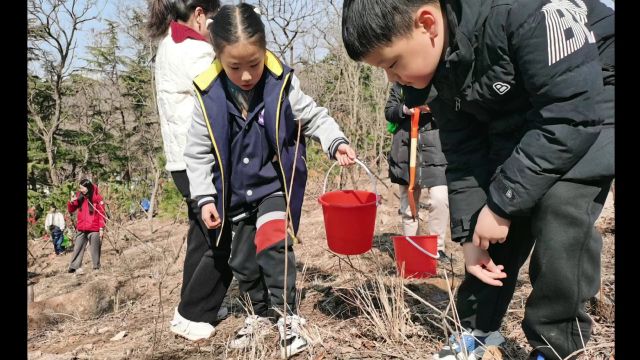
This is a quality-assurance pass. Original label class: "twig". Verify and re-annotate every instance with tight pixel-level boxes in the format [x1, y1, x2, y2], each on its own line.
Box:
[564, 342, 615, 359]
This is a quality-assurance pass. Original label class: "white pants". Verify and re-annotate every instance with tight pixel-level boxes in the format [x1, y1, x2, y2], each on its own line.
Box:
[398, 185, 449, 251]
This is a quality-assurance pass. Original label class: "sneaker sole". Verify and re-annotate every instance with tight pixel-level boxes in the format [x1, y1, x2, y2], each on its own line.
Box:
[228, 329, 271, 349]
[280, 343, 309, 358]
[432, 353, 478, 360]
[170, 326, 215, 342]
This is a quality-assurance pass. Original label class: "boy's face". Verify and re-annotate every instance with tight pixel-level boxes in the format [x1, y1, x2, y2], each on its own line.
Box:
[362, 5, 446, 89]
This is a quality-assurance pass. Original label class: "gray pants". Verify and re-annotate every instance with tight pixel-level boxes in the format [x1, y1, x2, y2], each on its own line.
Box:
[68, 231, 101, 270]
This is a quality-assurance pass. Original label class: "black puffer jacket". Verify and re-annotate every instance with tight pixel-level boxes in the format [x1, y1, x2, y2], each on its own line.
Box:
[403, 0, 614, 242]
[385, 83, 447, 188]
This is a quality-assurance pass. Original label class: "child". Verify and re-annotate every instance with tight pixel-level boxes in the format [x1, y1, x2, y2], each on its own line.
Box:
[45, 205, 66, 255]
[184, 4, 356, 357]
[385, 83, 450, 262]
[148, 0, 232, 342]
[341, 0, 614, 359]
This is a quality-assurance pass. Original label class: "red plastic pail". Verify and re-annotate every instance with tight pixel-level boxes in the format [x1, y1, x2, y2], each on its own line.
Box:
[319, 190, 377, 255]
[392, 235, 439, 278]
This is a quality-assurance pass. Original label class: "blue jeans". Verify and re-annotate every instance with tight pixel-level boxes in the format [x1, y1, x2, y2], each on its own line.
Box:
[50, 226, 64, 254]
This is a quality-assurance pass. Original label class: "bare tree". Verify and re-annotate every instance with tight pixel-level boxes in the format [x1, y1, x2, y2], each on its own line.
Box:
[27, 0, 100, 185]
[257, 0, 323, 67]
[295, 0, 391, 174]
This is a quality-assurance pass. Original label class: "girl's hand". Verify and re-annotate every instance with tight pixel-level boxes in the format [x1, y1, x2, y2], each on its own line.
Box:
[201, 203, 222, 229]
[335, 144, 356, 166]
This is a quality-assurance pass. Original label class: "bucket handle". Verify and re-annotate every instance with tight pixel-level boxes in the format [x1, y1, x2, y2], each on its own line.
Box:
[403, 236, 440, 259]
[322, 158, 378, 201]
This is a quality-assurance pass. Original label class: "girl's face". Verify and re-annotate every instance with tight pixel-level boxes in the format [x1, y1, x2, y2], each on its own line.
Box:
[79, 185, 88, 195]
[219, 40, 265, 91]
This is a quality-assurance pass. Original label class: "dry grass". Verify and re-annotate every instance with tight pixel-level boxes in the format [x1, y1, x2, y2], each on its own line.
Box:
[27, 170, 615, 360]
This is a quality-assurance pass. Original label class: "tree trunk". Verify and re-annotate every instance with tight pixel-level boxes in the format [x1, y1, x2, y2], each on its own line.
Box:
[147, 162, 161, 222]
[44, 135, 59, 185]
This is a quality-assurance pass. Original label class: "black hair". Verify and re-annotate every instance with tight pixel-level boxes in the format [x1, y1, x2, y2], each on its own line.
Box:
[147, 0, 221, 41]
[79, 178, 96, 215]
[341, 0, 439, 61]
[210, 3, 266, 55]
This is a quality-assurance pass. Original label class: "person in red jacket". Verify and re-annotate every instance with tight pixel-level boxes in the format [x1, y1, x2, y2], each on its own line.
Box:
[67, 179, 106, 273]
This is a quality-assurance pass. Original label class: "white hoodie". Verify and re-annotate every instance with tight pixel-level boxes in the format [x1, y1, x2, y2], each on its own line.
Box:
[154, 22, 214, 172]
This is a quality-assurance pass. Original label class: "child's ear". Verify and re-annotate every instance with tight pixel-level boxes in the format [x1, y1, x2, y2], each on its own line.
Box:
[415, 7, 439, 39]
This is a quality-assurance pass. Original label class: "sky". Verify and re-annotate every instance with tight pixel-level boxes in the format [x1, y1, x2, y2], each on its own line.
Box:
[28, 0, 138, 76]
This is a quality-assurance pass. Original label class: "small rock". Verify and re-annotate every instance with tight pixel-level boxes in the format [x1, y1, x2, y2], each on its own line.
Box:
[88, 327, 97, 335]
[110, 330, 127, 341]
[98, 326, 111, 334]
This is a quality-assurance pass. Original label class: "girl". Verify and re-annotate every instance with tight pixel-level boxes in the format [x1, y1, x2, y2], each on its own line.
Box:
[184, 4, 356, 357]
[67, 179, 105, 273]
[148, 0, 232, 342]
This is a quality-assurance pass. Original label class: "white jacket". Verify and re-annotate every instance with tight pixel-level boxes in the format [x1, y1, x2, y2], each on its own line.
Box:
[45, 211, 65, 231]
[154, 24, 214, 172]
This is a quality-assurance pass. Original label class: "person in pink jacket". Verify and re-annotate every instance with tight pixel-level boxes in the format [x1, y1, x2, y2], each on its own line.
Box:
[67, 179, 105, 273]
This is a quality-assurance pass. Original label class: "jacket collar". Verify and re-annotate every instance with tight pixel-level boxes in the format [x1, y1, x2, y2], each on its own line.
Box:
[170, 21, 208, 43]
[441, 0, 492, 68]
[194, 50, 286, 92]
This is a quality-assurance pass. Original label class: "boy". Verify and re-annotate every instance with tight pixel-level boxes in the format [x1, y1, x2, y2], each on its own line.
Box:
[342, 0, 614, 359]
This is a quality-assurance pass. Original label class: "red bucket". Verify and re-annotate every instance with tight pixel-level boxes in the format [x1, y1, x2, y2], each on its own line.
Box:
[319, 190, 377, 255]
[392, 235, 439, 278]
[319, 159, 378, 255]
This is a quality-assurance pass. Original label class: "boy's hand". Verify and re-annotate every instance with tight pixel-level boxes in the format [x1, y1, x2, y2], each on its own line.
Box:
[472, 205, 511, 250]
[463, 242, 507, 287]
[402, 104, 431, 115]
[335, 144, 356, 166]
[201, 203, 221, 229]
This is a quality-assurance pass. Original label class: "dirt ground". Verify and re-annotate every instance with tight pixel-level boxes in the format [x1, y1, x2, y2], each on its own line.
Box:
[27, 169, 615, 360]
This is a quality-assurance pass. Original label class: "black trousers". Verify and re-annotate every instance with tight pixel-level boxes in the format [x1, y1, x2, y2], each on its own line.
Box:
[456, 177, 612, 359]
[171, 171, 233, 324]
[228, 194, 297, 318]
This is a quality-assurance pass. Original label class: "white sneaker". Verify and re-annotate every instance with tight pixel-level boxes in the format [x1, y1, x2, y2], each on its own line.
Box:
[170, 308, 215, 341]
[277, 315, 309, 358]
[229, 315, 272, 349]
